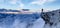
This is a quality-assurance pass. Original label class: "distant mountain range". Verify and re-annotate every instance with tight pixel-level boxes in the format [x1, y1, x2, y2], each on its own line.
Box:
[0, 9, 20, 12]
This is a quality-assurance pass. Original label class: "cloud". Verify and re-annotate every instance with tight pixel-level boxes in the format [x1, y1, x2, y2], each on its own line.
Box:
[16, 3, 24, 10]
[17, 1, 24, 9]
[9, 0, 24, 9]
[19, 3, 24, 8]
[31, 0, 55, 5]
[9, 0, 18, 4]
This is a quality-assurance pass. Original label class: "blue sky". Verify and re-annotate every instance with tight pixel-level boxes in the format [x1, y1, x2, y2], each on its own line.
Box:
[0, 0, 60, 10]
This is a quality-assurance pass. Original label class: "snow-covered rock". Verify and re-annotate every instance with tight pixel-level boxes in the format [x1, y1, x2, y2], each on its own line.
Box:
[41, 9, 60, 28]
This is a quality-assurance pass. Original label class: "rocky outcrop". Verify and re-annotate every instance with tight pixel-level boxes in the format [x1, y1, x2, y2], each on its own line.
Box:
[41, 9, 60, 28]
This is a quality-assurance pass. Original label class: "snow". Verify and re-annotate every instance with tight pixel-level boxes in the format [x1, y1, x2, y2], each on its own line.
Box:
[0, 12, 45, 28]
[41, 9, 60, 28]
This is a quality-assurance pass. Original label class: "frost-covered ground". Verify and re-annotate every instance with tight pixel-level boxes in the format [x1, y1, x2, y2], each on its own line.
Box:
[0, 13, 45, 28]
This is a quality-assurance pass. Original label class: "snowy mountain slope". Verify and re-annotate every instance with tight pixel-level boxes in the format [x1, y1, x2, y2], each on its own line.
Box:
[0, 9, 45, 28]
[0, 12, 42, 28]
[41, 9, 60, 28]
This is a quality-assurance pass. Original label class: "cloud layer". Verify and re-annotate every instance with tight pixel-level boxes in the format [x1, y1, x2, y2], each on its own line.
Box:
[31, 0, 55, 5]
[9, 0, 24, 9]
[9, 0, 55, 8]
